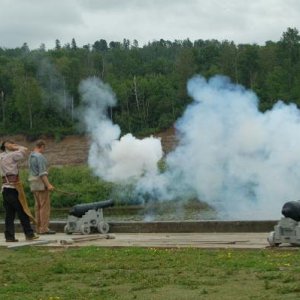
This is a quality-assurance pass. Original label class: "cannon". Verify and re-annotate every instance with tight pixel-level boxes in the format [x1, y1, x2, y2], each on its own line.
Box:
[64, 199, 114, 235]
[268, 200, 300, 247]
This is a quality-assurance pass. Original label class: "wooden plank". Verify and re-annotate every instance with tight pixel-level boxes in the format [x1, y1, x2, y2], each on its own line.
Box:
[60, 234, 115, 245]
[7, 239, 58, 249]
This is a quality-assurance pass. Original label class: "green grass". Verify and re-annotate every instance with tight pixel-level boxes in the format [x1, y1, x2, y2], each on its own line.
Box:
[0, 247, 300, 299]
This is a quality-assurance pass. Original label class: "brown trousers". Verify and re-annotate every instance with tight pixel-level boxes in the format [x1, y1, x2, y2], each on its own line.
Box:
[33, 190, 50, 234]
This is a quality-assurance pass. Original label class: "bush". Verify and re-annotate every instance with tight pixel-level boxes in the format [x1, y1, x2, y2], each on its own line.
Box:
[17, 166, 113, 208]
[0, 165, 143, 213]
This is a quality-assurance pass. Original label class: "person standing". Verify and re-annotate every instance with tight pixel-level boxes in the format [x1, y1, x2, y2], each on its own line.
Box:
[0, 140, 38, 242]
[28, 139, 56, 235]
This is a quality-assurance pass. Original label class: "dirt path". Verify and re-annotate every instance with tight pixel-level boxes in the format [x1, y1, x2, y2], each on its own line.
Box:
[2, 232, 273, 249]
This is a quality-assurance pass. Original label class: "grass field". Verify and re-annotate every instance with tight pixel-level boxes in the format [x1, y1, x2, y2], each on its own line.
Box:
[1, 246, 300, 299]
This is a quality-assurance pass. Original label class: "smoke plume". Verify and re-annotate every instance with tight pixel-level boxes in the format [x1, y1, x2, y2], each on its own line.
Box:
[79, 77, 163, 182]
[80, 75, 300, 220]
[37, 58, 73, 115]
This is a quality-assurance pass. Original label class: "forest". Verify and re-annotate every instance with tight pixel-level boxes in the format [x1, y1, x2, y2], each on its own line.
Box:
[0, 27, 299, 138]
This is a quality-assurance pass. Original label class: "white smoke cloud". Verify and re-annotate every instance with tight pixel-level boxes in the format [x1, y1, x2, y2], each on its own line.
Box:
[80, 75, 300, 220]
[163, 75, 300, 220]
[79, 77, 163, 182]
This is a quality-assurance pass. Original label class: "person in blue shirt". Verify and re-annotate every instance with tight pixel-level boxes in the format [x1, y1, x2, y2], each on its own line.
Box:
[28, 139, 55, 235]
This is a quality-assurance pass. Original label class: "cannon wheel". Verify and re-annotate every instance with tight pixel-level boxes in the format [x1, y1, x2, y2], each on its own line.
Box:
[80, 225, 91, 235]
[267, 231, 280, 247]
[97, 222, 109, 234]
[64, 225, 72, 235]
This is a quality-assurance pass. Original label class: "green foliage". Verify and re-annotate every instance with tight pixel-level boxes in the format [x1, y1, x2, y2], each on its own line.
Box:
[0, 28, 300, 138]
[49, 166, 115, 207]
[0, 164, 170, 212]
[15, 166, 113, 209]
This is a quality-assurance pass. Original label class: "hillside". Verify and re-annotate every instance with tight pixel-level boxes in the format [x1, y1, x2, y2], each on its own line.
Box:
[0, 128, 177, 166]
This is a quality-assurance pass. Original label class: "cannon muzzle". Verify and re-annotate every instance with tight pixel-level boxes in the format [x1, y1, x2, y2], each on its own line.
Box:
[282, 200, 300, 221]
[69, 199, 114, 218]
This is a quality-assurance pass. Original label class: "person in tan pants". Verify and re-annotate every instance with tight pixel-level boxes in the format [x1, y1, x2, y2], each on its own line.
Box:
[28, 140, 56, 235]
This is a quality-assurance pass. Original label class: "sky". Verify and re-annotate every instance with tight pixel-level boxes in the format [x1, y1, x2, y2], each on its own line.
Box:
[0, 0, 300, 50]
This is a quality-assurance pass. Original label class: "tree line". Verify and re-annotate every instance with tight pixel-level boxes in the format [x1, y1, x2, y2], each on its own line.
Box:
[0, 27, 300, 138]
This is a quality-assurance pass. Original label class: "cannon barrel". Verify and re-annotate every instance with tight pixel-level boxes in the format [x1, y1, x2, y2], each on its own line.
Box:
[69, 199, 114, 218]
[282, 200, 300, 221]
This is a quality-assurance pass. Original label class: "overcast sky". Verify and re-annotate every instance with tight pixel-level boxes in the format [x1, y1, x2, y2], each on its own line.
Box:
[0, 0, 299, 50]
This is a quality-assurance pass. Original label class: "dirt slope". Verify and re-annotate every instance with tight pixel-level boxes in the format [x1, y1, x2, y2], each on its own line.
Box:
[1, 128, 177, 166]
